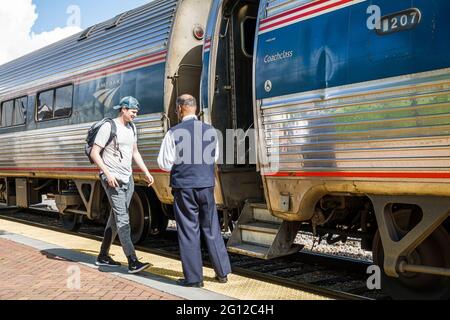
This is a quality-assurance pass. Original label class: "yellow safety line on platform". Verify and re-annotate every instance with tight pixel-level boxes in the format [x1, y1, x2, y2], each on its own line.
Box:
[0, 219, 329, 300]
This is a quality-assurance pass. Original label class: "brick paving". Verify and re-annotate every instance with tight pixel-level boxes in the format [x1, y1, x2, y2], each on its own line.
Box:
[0, 239, 182, 300]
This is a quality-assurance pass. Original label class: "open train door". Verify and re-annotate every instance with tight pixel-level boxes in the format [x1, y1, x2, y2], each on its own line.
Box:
[169, 49, 203, 125]
[202, 0, 303, 259]
[200, 0, 265, 217]
[200, 0, 224, 121]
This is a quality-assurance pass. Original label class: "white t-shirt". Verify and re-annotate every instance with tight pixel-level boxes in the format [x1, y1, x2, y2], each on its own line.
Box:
[94, 118, 137, 184]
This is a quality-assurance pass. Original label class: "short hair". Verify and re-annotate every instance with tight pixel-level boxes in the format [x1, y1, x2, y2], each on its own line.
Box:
[176, 95, 197, 108]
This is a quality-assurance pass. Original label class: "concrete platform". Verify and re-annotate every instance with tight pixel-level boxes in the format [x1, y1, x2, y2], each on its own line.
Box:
[0, 218, 328, 300]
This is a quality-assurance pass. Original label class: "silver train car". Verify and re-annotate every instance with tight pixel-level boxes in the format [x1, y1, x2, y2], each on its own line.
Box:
[1, 0, 449, 299]
[201, 0, 450, 299]
[0, 0, 217, 240]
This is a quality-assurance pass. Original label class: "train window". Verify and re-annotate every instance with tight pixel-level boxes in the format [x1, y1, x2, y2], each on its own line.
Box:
[0, 96, 27, 127]
[37, 84, 73, 121]
[37, 90, 54, 121]
[14, 97, 27, 125]
[1, 100, 14, 127]
[54, 85, 73, 118]
[241, 17, 257, 58]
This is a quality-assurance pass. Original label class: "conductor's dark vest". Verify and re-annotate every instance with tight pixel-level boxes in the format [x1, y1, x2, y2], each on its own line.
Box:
[169, 119, 217, 189]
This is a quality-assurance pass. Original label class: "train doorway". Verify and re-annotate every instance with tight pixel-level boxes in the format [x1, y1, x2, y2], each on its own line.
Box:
[210, 0, 263, 213]
[168, 45, 204, 127]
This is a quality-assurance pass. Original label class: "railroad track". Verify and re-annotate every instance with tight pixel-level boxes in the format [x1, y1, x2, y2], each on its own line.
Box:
[0, 207, 390, 300]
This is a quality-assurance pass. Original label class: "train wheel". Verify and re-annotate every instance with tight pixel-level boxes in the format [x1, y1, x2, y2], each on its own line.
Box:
[129, 190, 150, 245]
[373, 210, 450, 300]
[60, 213, 82, 232]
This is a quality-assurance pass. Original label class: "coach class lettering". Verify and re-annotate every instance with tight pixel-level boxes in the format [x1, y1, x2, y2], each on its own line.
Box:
[263, 50, 294, 64]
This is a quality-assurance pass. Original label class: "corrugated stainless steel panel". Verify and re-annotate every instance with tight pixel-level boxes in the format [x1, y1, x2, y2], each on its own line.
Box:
[0, 114, 165, 171]
[0, 0, 178, 98]
[259, 68, 450, 171]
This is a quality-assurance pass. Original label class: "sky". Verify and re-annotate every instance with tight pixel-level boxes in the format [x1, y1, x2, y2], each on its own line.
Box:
[0, 0, 151, 66]
[32, 0, 151, 32]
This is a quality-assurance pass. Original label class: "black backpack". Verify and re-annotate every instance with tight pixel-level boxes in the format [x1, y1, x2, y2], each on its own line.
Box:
[85, 118, 136, 164]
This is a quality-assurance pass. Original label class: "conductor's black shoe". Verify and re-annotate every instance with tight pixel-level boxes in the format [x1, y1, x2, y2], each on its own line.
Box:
[215, 275, 228, 284]
[127, 255, 151, 274]
[95, 255, 121, 267]
[176, 279, 204, 288]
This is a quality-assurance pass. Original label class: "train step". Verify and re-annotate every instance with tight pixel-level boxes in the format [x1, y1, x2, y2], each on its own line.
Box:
[227, 202, 302, 259]
[251, 203, 282, 224]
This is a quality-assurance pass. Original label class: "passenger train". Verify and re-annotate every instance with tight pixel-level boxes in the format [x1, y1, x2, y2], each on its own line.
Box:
[0, 0, 449, 299]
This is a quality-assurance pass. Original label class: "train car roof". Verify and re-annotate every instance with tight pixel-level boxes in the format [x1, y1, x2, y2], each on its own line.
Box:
[0, 0, 177, 99]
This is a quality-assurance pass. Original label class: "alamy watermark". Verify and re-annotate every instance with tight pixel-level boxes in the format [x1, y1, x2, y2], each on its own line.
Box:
[67, 5, 81, 28]
[366, 265, 381, 290]
[366, 5, 382, 30]
[67, 265, 81, 290]
[168, 123, 280, 172]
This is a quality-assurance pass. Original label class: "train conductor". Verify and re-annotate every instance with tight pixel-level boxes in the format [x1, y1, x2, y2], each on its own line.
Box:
[157, 94, 231, 287]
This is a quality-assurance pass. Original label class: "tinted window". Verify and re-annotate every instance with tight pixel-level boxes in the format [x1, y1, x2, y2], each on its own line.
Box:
[14, 97, 27, 125]
[37, 90, 54, 121]
[1, 97, 27, 127]
[1, 100, 14, 127]
[241, 17, 256, 57]
[54, 85, 73, 118]
[37, 85, 73, 121]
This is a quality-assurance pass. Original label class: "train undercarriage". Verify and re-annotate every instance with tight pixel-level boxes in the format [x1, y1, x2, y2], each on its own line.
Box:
[308, 195, 450, 299]
[0, 177, 168, 244]
[1, 176, 449, 299]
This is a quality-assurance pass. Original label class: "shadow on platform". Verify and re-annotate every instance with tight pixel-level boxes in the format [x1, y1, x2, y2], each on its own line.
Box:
[39, 248, 192, 286]
[0, 230, 12, 236]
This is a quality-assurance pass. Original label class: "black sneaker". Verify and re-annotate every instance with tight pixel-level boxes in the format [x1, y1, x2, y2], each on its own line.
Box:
[127, 255, 151, 274]
[95, 255, 121, 267]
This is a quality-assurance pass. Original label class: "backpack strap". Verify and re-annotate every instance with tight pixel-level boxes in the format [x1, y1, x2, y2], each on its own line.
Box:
[129, 122, 137, 139]
[102, 120, 135, 161]
[98, 119, 119, 158]
[104, 119, 117, 149]
[107, 119, 123, 160]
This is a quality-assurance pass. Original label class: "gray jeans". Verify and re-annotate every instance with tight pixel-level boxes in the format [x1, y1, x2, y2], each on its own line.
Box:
[99, 174, 136, 258]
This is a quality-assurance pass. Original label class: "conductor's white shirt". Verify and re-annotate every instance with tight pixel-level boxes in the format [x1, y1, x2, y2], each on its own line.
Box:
[157, 115, 220, 172]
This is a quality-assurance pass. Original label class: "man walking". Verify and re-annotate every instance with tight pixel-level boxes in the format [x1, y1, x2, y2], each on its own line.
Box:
[157, 94, 231, 287]
[91, 96, 154, 274]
